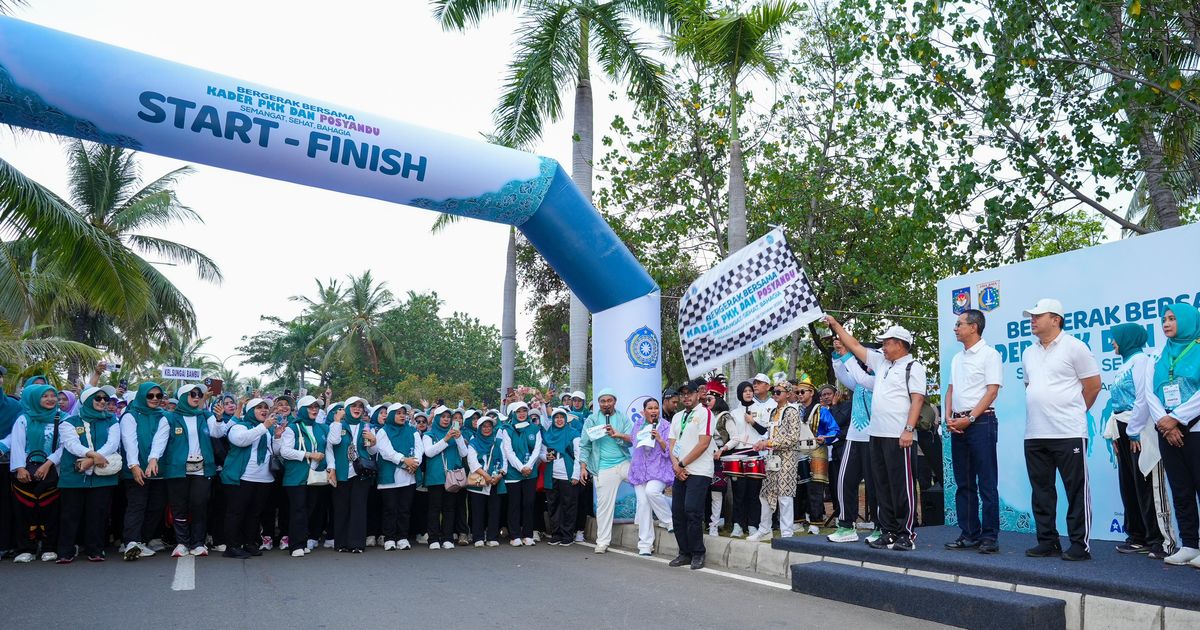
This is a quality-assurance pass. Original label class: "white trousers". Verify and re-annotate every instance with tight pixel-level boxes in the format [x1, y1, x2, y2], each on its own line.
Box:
[594, 461, 630, 547]
[759, 496, 795, 537]
[710, 490, 724, 529]
[634, 480, 672, 552]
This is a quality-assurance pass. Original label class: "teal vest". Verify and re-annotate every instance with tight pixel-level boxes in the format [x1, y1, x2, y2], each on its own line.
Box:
[331, 422, 369, 482]
[376, 424, 418, 488]
[282, 422, 328, 487]
[161, 413, 216, 479]
[423, 436, 464, 487]
[219, 420, 267, 486]
[58, 415, 119, 489]
[120, 411, 161, 479]
[503, 425, 540, 482]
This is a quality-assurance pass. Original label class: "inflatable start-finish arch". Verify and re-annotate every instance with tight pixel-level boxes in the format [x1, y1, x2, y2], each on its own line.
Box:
[0, 16, 662, 418]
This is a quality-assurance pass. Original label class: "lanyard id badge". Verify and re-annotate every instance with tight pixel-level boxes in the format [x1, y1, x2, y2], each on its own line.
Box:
[1163, 382, 1184, 410]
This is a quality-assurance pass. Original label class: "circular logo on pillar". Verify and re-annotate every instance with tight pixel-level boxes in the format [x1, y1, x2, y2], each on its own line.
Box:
[625, 326, 659, 369]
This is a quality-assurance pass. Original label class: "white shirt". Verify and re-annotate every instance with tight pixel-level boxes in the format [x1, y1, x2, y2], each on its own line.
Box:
[7, 415, 64, 471]
[370, 426, 424, 489]
[499, 428, 542, 481]
[747, 395, 777, 435]
[865, 350, 926, 438]
[1022, 332, 1101, 439]
[58, 419, 120, 476]
[670, 406, 715, 477]
[540, 437, 581, 481]
[147, 414, 229, 475]
[950, 338, 1004, 413]
[228, 422, 274, 483]
[1144, 354, 1200, 433]
[834, 355, 875, 442]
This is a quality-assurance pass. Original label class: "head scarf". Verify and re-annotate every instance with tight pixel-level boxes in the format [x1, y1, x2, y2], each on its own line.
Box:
[216, 394, 237, 421]
[542, 410, 574, 456]
[383, 407, 419, 458]
[468, 416, 499, 460]
[78, 388, 113, 423]
[128, 382, 165, 423]
[242, 400, 270, 461]
[24, 375, 48, 389]
[174, 385, 204, 416]
[59, 390, 78, 415]
[1155, 303, 1200, 397]
[325, 403, 344, 425]
[21, 384, 59, 456]
[1111, 323, 1149, 360]
[426, 408, 453, 442]
[370, 405, 387, 426]
[735, 381, 754, 408]
[343, 397, 367, 426]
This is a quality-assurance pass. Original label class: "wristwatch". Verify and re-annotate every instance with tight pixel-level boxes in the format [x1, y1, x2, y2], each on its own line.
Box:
[967, 414, 976, 424]
[903, 425, 916, 433]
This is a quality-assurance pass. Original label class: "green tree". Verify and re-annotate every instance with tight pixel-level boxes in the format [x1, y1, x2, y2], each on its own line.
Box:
[310, 270, 394, 374]
[433, 0, 673, 392]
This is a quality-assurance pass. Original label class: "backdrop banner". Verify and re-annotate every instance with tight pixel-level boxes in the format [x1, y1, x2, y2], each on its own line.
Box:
[678, 228, 823, 378]
[935, 222, 1200, 541]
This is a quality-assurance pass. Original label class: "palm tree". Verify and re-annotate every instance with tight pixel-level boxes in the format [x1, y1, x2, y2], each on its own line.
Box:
[433, 0, 673, 391]
[670, 0, 800, 387]
[310, 271, 395, 373]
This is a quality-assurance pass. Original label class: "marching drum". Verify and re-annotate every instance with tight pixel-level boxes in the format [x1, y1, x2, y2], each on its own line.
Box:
[796, 456, 813, 485]
[742, 456, 766, 478]
[720, 455, 746, 477]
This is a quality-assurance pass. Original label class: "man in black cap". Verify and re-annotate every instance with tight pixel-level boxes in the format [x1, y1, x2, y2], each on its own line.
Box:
[0, 366, 23, 558]
[668, 379, 716, 570]
[662, 389, 679, 420]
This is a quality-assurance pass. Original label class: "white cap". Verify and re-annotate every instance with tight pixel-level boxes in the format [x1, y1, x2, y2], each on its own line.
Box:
[752, 373, 771, 384]
[244, 398, 266, 412]
[177, 383, 203, 399]
[431, 405, 450, 417]
[876, 325, 915, 345]
[507, 401, 529, 415]
[551, 407, 569, 418]
[123, 391, 136, 403]
[571, 390, 586, 400]
[343, 396, 367, 408]
[386, 402, 406, 413]
[81, 387, 104, 403]
[1023, 298, 1064, 318]
[296, 395, 319, 408]
[463, 409, 479, 420]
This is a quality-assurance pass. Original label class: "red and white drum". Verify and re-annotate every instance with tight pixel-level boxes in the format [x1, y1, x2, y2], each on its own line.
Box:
[742, 456, 766, 478]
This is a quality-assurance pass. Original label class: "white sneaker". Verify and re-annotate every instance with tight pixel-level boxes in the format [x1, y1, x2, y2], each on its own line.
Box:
[260, 536, 273, 551]
[441, 541, 454, 550]
[731, 524, 745, 538]
[383, 540, 396, 551]
[280, 536, 289, 550]
[486, 541, 500, 547]
[171, 544, 188, 558]
[322, 539, 334, 549]
[746, 532, 770, 543]
[429, 543, 440, 550]
[291, 549, 305, 558]
[808, 525, 821, 535]
[575, 531, 585, 542]
[748, 526, 759, 537]
[1165, 547, 1200, 565]
[416, 534, 429, 545]
[303, 547, 311, 555]
[140, 542, 157, 556]
[148, 538, 167, 552]
[40, 552, 57, 562]
[827, 528, 860, 543]
[306, 539, 318, 551]
[190, 546, 208, 556]
[708, 526, 718, 536]
[510, 539, 523, 547]
[397, 539, 411, 550]
[532, 531, 541, 542]
[13, 552, 34, 563]
[365, 536, 377, 547]
[523, 537, 536, 546]
[210, 544, 225, 553]
[474, 541, 484, 548]
[594, 545, 608, 554]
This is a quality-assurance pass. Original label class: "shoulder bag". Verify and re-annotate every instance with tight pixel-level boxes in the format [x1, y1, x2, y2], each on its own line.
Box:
[300, 426, 328, 486]
[442, 450, 466, 492]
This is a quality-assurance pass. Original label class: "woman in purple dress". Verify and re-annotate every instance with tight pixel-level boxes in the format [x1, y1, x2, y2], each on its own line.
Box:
[628, 398, 674, 555]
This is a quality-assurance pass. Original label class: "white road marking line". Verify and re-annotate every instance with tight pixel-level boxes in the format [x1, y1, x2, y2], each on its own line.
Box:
[171, 555, 196, 591]
[578, 542, 790, 590]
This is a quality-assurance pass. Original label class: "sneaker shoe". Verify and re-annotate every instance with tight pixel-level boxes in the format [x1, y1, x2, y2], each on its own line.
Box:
[323, 539, 335, 549]
[523, 537, 536, 546]
[1187, 554, 1200, 569]
[137, 542, 157, 557]
[748, 526, 759, 537]
[171, 545, 189, 558]
[639, 551, 652, 556]
[708, 526, 718, 536]
[575, 532, 585, 543]
[441, 541, 454, 550]
[867, 532, 896, 550]
[532, 531, 541, 542]
[486, 541, 500, 547]
[594, 545, 608, 554]
[211, 544, 226, 553]
[14, 552, 34, 563]
[866, 529, 883, 544]
[690, 553, 706, 570]
[350, 548, 364, 554]
[280, 536, 290, 550]
[123, 542, 142, 561]
[731, 524, 745, 538]
[416, 534, 429, 545]
[656, 520, 671, 530]
[979, 540, 999, 554]
[55, 555, 74, 564]
[457, 534, 470, 546]
[510, 539, 523, 547]
[398, 539, 412, 550]
[890, 537, 915, 551]
[1062, 543, 1091, 561]
[429, 543, 440, 550]
[190, 545, 208, 557]
[668, 554, 691, 567]
[1025, 541, 1063, 557]
[383, 540, 396, 551]
[746, 532, 771, 543]
[474, 541, 485, 548]
[365, 536, 376, 547]
[945, 538, 981, 550]
[87, 554, 105, 562]
[291, 548, 305, 557]
[148, 538, 167, 552]
[1148, 545, 1171, 560]
[1116, 542, 1149, 554]
[307, 539, 318, 551]
[856, 521, 875, 531]
[244, 545, 263, 557]
[260, 536, 273, 551]
[222, 547, 251, 559]
[827, 528, 859, 543]
[808, 524, 821, 535]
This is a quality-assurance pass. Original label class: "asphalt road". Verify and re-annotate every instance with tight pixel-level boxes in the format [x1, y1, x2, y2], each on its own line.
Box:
[0, 542, 955, 630]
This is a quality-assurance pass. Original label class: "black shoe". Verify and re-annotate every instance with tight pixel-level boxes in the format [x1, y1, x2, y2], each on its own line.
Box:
[1062, 543, 1091, 561]
[945, 538, 981, 550]
[668, 554, 692, 567]
[222, 547, 250, 559]
[891, 537, 915, 551]
[337, 547, 350, 553]
[1147, 545, 1170, 560]
[243, 545, 263, 557]
[868, 533, 896, 550]
[690, 553, 706, 570]
[1025, 541, 1062, 557]
[547, 539, 562, 546]
[978, 540, 999, 554]
[1116, 543, 1149, 554]
[350, 548, 364, 554]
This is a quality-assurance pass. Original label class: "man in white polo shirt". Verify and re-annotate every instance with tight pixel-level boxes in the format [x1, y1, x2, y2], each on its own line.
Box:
[945, 309, 1004, 554]
[1021, 298, 1102, 561]
[668, 379, 715, 570]
[825, 316, 926, 552]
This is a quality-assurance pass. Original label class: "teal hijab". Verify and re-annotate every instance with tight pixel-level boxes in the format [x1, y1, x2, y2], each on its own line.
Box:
[383, 409, 418, 456]
[24, 375, 48, 388]
[427, 410, 453, 442]
[128, 382, 165, 422]
[216, 394, 237, 421]
[1154, 303, 1200, 397]
[78, 388, 112, 423]
[542, 411, 574, 455]
[174, 386, 204, 416]
[241, 404, 270, 462]
[21, 384, 59, 456]
[343, 400, 365, 426]
[1112, 323, 1149, 360]
[468, 418, 501, 470]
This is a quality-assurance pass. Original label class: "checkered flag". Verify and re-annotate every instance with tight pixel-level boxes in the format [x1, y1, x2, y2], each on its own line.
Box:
[678, 229, 824, 377]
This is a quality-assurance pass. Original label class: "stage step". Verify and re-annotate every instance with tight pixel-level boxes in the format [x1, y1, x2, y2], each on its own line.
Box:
[791, 561, 1065, 630]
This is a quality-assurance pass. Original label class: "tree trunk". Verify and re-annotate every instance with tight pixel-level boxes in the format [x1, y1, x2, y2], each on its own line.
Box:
[787, 328, 801, 379]
[501, 228, 518, 395]
[568, 28, 594, 393]
[726, 74, 752, 392]
[1136, 125, 1182, 229]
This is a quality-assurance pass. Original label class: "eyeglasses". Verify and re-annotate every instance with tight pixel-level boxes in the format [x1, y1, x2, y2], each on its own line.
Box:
[146, 393, 165, 400]
[187, 390, 204, 398]
[93, 395, 110, 403]
[771, 390, 785, 395]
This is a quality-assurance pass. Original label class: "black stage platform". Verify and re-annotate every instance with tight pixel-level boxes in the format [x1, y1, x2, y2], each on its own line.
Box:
[773, 525, 1200, 612]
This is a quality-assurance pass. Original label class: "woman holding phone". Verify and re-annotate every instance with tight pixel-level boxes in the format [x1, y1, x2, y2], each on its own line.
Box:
[501, 401, 542, 547]
[219, 398, 278, 559]
[119, 382, 168, 560]
[326, 397, 374, 553]
[373, 402, 422, 551]
[55, 386, 121, 563]
[467, 414, 507, 547]
[279, 395, 328, 557]
[422, 405, 467, 549]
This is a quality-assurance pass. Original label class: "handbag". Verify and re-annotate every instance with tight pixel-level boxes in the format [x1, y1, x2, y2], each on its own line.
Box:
[347, 431, 377, 480]
[442, 452, 466, 493]
[81, 421, 122, 476]
[298, 426, 328, 486]
[466, 448, 493, 488]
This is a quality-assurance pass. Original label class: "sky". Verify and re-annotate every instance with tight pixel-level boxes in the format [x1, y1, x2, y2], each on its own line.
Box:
[0, 1, 648, 380]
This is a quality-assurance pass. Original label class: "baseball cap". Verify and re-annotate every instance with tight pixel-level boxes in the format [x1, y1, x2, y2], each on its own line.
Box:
[1023, 298, 1064, 318]
[876, 325, 915, 345]
[662, 388, 678, 399]
[752, 373, 771, 384]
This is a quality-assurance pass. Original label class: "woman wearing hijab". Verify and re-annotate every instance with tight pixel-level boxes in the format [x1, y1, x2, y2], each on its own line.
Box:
[724, 381, 765, 538]
[1104, 323, 1172, 558]
[6, 384, 65, 562]
[501, 401, 542, 546]
[315, 401, 342, 549]
[541, 407, 581, 546]
[326, 397, 374, 553]
[219, 399, 279, 559]
[206, 394, 238, 554]
[57, 391, 78, 416]
[372, 403, 422, 551]
[451, 408, 472, 546]
[629, 398, 673, 554]
[467, 413, 506, 547]
[410, 409, 430, 545]
[422, 405, 467, 550]
[146, 383, 230, 558]
[54, 387, 121, 563]
[363, 403, 389, 547]
[279, 395, 328, 557]
[119, 382, 169, 560]
[1144, 303, 1200, 566]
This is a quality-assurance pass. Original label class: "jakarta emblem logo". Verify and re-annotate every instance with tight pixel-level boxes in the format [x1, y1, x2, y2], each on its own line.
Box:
[952, 287, 971, 315]
[977, 281, 1000, 312]
[625, 326, 659, 369]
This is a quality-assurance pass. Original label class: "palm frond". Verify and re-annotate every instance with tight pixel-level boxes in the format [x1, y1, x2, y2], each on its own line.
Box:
[126, 234, 223, 283]
[493, 2, 581, 149]
[588, 2, 671, 112]
[431, 212, 463, 234]
[432, 0, 528, 30]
